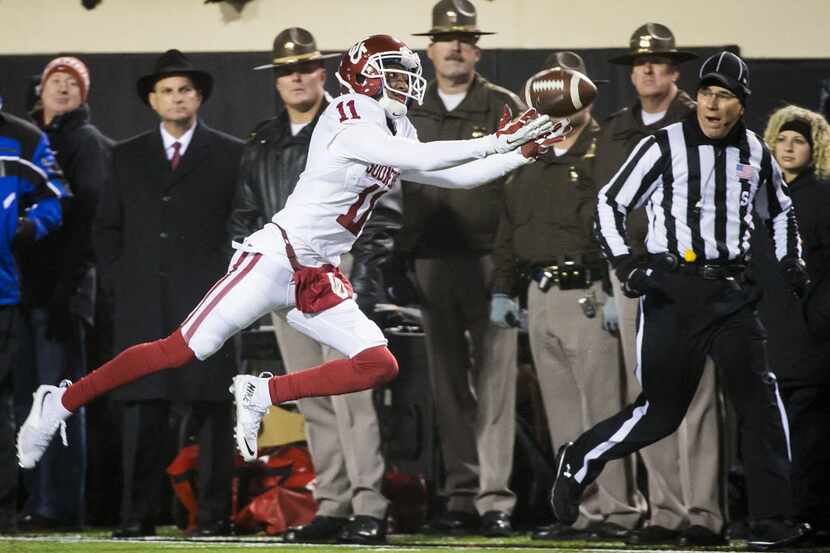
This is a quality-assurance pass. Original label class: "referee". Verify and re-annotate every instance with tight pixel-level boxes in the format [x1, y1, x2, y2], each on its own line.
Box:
[550, 51, 810, 550]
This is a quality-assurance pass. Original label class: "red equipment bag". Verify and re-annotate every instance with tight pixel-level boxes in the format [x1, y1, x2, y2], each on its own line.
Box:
[232, 445, 318, 535]
[166, 444, 200, 534]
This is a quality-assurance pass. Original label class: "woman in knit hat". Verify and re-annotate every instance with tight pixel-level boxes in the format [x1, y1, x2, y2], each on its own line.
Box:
[757, 104, 830, 544]
[764, 105, 830, 183]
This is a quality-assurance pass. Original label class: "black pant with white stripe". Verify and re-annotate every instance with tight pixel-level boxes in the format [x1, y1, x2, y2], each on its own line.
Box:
[569, 269, 793, 520]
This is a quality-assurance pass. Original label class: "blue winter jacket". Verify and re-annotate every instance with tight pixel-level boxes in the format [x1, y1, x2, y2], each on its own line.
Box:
[0, 110, 70, 304]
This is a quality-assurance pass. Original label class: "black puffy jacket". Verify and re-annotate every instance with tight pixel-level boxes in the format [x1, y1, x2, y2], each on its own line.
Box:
[23, 105, 112, 316]
[751, 170, 830, 385]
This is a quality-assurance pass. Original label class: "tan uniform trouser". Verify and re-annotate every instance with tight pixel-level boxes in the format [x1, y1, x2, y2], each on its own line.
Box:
[415, 254, 517, 515]
[611, 271, 724, 532]
[528, 281, 646, 529]
[270, 254, 388, 519]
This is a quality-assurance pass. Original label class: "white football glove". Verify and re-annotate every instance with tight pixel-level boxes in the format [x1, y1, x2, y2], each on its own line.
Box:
[520, 119, 574, 159]
[488, 105, 554, 154]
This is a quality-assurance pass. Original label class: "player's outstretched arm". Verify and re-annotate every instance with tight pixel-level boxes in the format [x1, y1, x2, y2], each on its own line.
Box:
[402, 118, 572, 189]
[404, 150, 529, 189]
[332, 104, 553, 172]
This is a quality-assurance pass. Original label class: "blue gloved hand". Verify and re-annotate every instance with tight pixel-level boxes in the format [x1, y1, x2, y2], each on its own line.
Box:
[602, 299, 619, 334]
[490, 293, 519, 328]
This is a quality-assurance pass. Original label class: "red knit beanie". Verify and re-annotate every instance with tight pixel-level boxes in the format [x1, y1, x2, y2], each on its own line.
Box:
[40, 56, 91, 102]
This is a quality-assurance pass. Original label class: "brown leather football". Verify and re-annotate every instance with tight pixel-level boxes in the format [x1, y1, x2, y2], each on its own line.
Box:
[523, 68, 598, 117]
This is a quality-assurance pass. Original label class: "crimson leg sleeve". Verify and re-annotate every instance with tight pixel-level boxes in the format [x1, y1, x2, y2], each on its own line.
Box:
[62, 329, 195, 411]
[268, 345, 398, 405]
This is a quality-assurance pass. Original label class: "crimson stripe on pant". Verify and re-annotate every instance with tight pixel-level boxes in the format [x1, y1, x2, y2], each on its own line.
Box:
[181, 253, 262, 342]
[181, 252, 251, 329]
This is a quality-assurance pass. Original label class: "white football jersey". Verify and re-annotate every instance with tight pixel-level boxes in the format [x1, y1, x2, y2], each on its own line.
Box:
[272, 93, 417, 265]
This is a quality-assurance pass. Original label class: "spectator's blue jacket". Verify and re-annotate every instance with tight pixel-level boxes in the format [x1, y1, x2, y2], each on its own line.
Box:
[0, 110, 70, 304]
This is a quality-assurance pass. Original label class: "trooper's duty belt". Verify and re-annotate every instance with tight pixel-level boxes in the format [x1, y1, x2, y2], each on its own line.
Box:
[529, 260, 599, 292]
[648, 252, 747, 280]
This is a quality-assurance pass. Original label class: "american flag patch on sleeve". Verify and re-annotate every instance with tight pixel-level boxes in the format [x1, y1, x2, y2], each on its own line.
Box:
[736, 163, 755, 180]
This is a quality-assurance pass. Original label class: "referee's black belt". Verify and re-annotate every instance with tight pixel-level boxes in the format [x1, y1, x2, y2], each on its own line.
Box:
[648, 252, 747, 280]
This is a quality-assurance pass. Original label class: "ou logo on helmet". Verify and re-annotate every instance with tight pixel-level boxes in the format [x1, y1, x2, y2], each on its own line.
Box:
[348, 41, 368, 64]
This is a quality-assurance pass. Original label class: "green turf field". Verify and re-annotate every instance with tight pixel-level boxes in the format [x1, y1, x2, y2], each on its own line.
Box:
[0, 530, 739, 553]
[0, 542, 616, 553]
[1, 528, 828, 553]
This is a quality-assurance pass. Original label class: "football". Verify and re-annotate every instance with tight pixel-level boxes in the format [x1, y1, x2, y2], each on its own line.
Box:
[523, 68, 598, 117]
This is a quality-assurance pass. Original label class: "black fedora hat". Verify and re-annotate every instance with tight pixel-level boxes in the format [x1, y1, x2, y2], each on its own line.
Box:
[412, 0, 495, 38]
[609, 23, 697, 66]
[136, 49, 213, 105]
[253, 27, 340, 71]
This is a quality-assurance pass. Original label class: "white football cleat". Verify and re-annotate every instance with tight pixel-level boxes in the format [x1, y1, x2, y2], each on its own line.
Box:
[229, 373, 273, 462]
[17, 381, 73, 469]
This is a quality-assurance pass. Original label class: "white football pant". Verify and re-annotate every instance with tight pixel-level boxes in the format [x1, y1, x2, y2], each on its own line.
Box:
[180, 245, 386, 361]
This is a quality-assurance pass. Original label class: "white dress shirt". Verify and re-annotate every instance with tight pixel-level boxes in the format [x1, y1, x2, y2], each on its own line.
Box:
[160, 122, 196, 160]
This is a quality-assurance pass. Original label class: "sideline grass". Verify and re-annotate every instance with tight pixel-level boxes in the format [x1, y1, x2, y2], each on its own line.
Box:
[3, 527, 828, 553]
[0, 539, 601, 553]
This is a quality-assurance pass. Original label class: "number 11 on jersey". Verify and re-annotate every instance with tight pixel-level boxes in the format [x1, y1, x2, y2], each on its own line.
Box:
[336, 184, 385, 236]
[337, 100, 360, 123]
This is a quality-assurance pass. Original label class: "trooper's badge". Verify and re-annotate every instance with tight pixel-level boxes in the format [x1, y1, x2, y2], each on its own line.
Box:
[471, 126, 486, 138]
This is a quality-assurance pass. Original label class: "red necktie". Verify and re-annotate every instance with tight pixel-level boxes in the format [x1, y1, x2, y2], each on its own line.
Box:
[170, 141, 182, 171]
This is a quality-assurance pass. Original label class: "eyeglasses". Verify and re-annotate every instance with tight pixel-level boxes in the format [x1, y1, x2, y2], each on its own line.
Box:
[698, 88, 738, 102]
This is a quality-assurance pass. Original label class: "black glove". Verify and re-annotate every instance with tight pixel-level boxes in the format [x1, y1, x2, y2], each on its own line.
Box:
[380, 255, 419, 306]
[780, 257, 810, 299]
[614, 255, 661, 298]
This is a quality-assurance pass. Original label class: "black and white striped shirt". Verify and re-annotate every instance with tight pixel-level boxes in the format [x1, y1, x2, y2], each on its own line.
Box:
[596, 116, 801, 264]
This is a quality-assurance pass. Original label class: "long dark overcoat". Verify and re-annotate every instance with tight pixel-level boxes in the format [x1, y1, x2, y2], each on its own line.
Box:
[94, 122, 243, 401]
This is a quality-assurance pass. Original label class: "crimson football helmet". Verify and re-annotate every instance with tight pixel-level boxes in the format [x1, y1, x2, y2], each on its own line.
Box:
[336, 34, 427, 119]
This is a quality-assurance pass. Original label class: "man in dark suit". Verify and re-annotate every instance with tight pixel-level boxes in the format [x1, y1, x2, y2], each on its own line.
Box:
[93, 49, 243, 538]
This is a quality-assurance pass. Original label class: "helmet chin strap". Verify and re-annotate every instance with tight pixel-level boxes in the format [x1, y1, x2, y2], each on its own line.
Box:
[378, 92, 407, 119]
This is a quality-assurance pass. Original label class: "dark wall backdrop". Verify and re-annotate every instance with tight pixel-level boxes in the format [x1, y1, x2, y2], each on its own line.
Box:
[1, 48, 828, 141]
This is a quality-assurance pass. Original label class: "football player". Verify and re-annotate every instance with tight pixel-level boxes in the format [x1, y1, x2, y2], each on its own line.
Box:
[18, 34, 570, 467]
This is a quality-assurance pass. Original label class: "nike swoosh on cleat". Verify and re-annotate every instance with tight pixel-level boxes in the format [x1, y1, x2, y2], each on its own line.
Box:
[244, 439, 255, 457]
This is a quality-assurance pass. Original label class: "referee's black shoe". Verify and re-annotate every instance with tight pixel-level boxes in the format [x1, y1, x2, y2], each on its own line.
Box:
[550, 442, 582, 526]
[746, 518, 810, 550]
